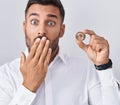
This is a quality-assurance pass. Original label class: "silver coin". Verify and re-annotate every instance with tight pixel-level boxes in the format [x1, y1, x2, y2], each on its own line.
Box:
[76, 32, 86, 41]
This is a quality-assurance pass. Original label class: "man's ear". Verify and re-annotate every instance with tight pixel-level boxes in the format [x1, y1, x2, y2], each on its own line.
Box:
[60, 24, 65, 38]
[23, 20, 26, 34]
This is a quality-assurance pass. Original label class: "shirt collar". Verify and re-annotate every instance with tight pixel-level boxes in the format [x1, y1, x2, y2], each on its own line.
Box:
[56, 47, 67, 64]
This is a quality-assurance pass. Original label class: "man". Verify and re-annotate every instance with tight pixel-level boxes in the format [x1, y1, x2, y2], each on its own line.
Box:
[0, 0, 119, 105]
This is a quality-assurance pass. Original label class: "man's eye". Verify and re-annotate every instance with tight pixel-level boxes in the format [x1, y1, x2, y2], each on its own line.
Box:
[31, 19, 38, 25]
[48, 21, 55, 26]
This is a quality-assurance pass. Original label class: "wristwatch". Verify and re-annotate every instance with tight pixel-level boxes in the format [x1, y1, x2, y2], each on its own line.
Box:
[94, 59, 112, 70]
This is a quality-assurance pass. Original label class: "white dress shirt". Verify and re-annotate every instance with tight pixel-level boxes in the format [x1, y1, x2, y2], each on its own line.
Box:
[0, 49, 120, 105]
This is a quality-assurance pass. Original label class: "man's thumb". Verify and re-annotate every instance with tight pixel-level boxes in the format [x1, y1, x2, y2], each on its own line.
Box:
[20, 52, 26, 67]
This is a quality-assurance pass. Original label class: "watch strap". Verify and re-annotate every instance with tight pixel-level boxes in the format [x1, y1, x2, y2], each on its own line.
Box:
[94, 59, 112, 70]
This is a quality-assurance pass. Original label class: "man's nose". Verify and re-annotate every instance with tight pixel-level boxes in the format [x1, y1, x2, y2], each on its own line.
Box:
[37, 24, 47, 37]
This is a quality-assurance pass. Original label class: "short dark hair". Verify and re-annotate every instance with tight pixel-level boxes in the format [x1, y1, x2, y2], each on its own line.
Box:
[25, 0, 65, 22]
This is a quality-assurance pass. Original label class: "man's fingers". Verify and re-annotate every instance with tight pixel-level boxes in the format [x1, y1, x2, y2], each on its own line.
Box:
[76, 29, 108, 52]
[33, 37, 47, 62]
[44, 48, 52, 66]
[76, 29, 96, 52]
[28, 38, 40, 60]
[82, 29, 96, 36]
[38, 39, 50, 64]
[76, 39, 88, 52]
[89, 36, 109, 51]
[20, 52, 26, 74]
[20, 52, 26, 66]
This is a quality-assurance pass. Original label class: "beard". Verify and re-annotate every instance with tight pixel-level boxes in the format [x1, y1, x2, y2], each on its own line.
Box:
[25, 33, 60, 54]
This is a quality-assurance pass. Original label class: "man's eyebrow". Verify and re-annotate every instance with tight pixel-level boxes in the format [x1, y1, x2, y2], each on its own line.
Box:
[47, 14, 58, 19]
[29, 13, 39, 17]
[28, 13, 58, 19]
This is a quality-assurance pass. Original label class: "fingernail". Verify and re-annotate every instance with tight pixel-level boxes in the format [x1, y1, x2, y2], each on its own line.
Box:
[42, 37, 46, 41]
[36, 38, 40, 42]
[46, 39, 50, 43]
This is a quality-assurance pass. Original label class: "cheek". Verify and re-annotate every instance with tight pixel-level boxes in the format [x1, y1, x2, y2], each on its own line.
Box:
[26, 25, 36, 36]
[25, 27, 36, 48]
[50, 37, 59, 52]
[47, 27, 61, 41]
[25, 25, 37, 40]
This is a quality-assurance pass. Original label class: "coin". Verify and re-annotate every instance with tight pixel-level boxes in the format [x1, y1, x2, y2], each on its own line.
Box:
[76, 32, 86, 41]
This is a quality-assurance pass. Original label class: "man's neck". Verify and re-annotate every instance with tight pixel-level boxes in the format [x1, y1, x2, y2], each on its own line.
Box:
[50, 46, 59, 64]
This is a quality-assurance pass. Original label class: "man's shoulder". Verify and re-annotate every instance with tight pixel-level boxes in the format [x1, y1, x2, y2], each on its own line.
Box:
[0, 58, 22, 87]
[0, 58, 20, 73]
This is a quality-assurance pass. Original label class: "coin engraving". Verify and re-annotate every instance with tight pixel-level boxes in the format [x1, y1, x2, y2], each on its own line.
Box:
[76, 32, 86, 41]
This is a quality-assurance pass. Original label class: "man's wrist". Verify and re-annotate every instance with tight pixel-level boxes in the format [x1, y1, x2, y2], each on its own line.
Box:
[94, 59, 112, 70]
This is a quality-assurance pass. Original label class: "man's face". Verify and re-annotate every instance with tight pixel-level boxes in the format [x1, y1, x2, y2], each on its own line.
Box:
[23, 4, 65, 52]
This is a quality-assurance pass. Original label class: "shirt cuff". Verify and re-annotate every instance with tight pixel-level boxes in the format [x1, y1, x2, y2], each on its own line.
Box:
[10, 85, 36, 105]
[96, 68, 115, 85]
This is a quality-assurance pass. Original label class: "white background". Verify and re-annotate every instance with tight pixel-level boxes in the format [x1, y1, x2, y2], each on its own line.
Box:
[0, 0, 120, 80]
